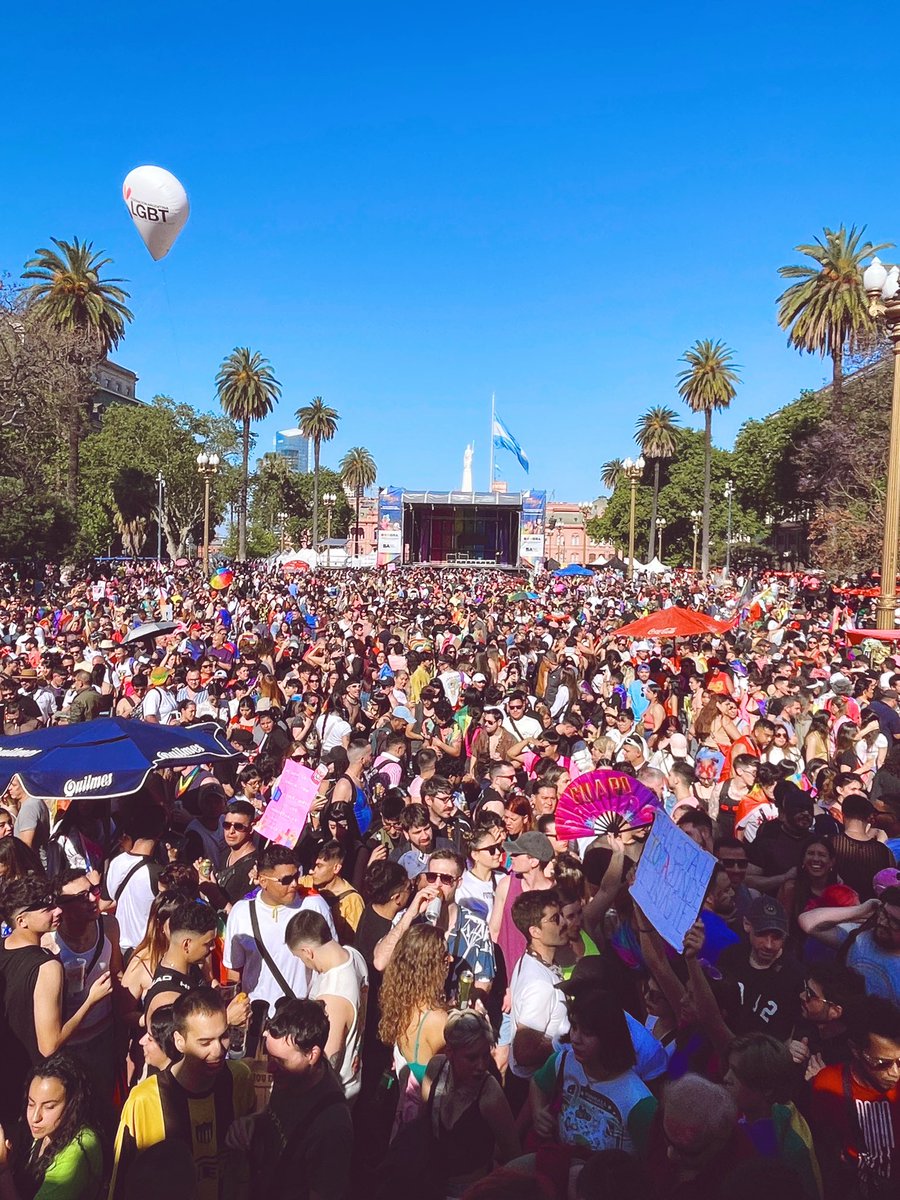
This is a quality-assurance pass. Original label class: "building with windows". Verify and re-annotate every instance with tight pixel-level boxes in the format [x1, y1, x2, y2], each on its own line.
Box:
[93, 360, 141, 414]
[545, 500, 613, 566]
[274, 428, 312, 474]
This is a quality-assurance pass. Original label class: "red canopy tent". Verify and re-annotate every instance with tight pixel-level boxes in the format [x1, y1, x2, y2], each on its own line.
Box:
[614, 606, 735, 639]
[845, 628, 900, 645]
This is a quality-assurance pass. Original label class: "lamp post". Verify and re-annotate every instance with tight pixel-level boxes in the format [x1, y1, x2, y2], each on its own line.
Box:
[277, 511, 288, 554]
[690, 509, 702, 572]
[323, 492, 336, 567]
[196, 451, 220, 576]
[656, 517, 667, 561]
[622, 456, 644, 579]
[724, 480, 735, 579]
[864, 257, 900, 629]
[156, 470, 166, 563]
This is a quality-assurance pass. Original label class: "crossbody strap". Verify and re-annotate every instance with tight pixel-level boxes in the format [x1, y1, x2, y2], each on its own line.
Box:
[113, 856, 149, 903]
[249, 899, 294, 999]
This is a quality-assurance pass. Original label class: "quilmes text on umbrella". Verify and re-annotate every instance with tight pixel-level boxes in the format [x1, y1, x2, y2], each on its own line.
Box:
[155, 743, 208, 761]
[0, 747, 41, 757]
[64, 772, 115, 797]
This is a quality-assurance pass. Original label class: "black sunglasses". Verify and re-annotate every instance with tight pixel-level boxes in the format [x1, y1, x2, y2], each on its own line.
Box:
[56, 885, 101, 905]
[474, 842, 503, 855]
[266, 872, 299, 886]
[223, 821, 251, 832]
[424, 870, 459, 886]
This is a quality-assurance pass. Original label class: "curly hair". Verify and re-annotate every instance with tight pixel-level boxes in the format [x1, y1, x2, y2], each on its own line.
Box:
[15, 1053, 101, 1192]
[378, 923, 448, 1047]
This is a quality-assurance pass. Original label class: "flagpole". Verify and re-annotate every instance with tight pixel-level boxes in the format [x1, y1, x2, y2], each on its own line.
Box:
[489, 392, 495, 490]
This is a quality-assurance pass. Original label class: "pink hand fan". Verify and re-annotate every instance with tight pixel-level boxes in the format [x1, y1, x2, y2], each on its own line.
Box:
[555, 769, 663, 840]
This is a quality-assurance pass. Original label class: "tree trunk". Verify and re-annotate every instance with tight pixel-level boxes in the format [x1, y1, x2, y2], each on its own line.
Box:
[354, 487, 361, 558]
[647, 459, 660, 560]
[701, 408, 712, 575]
[832, 344, 844, 411]
[238, 418, 249, 561]
[312, 439, 320, 553]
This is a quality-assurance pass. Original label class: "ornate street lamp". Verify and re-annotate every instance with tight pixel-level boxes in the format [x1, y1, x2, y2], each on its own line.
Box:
[724, 480, 735, 579]
[690, 509, 702, 572]
[622, 456, 645, 579]
[196, 451, 220, 576]
[656, 517, 667, 561]
[863, 257, 900, 628]
[323, 492, 337, 567]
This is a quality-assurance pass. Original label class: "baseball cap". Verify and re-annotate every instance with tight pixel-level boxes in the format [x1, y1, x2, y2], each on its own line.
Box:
[503, 831, 554, 863]
[392, 706, 413, 723]
[829, 673, 852, 696]
[745, 895, 788, 935]
[472, 672, 487, 683]
[874, 868, 900, 895]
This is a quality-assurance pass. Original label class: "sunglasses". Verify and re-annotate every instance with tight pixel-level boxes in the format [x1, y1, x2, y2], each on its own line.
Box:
[223, 821, 251, 832]
[265, 872, 299, 887]
[424, 871, 459, 886]
[861, 1049, 900, 1072]
[475, 842, 503, 855]
[719, 858, 747, 870]
[57, 885, 101, 905]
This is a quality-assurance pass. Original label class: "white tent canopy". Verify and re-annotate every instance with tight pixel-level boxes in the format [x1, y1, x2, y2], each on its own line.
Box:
[643, 557, 669, 574]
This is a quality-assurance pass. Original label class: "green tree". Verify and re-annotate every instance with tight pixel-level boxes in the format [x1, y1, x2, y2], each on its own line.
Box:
[216, 348, 281, 561]
[677, 339, 740, 574]
[297, 396, 340, 552]
[777, 225, 891, 407]
[79, 396, 240, 559]
[634, 406, 679, 560]
[600, 459, 623, 492]
[339, 446, 377, 559]
[731, 389, 827, 521]
[22, 237, 133, 505]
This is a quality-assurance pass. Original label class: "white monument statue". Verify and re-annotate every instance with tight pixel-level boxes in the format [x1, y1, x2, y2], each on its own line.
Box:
[461, 443, 474, 492]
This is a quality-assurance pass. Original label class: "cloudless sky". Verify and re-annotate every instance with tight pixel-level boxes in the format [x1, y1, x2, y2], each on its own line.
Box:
[4, 2, 899, 500]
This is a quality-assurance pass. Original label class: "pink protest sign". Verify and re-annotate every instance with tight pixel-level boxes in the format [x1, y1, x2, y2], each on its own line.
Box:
[254, 760, 319, 848]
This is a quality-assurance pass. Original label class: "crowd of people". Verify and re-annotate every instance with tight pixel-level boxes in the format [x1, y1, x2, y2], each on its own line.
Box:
[0, 558, 898, 1200]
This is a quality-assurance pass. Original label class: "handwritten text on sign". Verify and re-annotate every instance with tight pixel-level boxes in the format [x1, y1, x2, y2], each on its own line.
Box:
[253, 760, 319, 849]
[629, 811, 716, 951]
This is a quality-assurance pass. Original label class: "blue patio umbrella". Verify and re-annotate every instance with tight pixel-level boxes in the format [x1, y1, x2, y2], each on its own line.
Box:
[0, 717, 239, 801]
[553, 564, 594, 577]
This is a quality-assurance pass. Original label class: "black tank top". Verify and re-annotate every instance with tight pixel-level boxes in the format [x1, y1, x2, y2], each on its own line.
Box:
[0, 944, 54, 1124]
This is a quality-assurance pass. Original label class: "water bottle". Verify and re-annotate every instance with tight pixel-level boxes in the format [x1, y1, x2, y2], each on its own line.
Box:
[424, 897, 443, 925]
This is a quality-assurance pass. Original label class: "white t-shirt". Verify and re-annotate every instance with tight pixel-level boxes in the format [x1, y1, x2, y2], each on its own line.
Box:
[104, 852, 159, 952]
[310, 945, 369, 1099]
[457, 870, 500, 922]
[509, 953, 568, 1078]
[502, 713, 542, 741]
[315, 712, 353, 755]
[224, 892, 337, 1013]
[542, 1047, 652, 1152]
[141, 687, 179, 725]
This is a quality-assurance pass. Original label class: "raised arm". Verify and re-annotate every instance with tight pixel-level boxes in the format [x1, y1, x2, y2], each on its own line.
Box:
[798, 898, 878, 948]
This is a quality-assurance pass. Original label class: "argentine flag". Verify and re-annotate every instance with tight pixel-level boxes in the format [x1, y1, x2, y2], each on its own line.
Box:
[492, 414, 529, 474]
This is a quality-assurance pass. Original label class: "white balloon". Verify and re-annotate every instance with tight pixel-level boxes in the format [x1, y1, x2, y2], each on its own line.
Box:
[122, 165, 190, 261]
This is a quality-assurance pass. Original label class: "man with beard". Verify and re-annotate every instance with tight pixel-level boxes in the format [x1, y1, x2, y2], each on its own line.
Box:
[801, 885, 900, 1006]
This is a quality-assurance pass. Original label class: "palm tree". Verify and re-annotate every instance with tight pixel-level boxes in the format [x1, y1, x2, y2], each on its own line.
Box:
[216, 348, 281, 561]
[297, 396, 339, 552]
[23, 237, 133, 504]
[635, 406, 680, 560]
[339, 446, 377, 559]
[677, 339, 740, 574]
[600, 459, 624, 492]
[777, 225, 892, 406]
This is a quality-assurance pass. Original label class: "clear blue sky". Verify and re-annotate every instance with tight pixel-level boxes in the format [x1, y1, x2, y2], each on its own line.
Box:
[4, 2, 898, 500]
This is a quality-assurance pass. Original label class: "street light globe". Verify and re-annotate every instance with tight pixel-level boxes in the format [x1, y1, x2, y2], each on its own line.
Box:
[884, 266, 900, 301]
[622, 456, 633, 471]
[196, 451, 208, 467]
[863, 256, 889, 293]
[209, 453, 220, 468]
[635, 455, 645, 472]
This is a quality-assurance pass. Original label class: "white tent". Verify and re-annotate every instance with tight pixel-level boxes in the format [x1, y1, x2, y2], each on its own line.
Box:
[643, 557, 669, 574]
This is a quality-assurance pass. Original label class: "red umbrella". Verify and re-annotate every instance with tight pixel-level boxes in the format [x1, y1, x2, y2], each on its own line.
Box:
[845, 628, 900, 645]
[614, 606, 735, 639]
